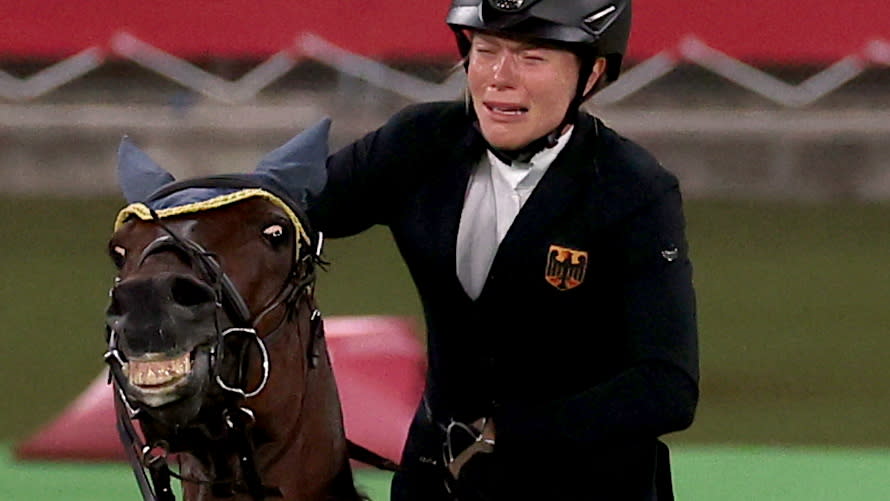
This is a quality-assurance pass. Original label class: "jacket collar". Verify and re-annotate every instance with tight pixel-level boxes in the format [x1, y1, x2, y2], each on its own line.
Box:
[479, 112, 602, 299]
[434, 109, 602, 302]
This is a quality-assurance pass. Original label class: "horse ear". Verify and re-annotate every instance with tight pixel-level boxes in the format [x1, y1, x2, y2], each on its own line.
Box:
[117, 136, 175, 203]
[254, 118, 330, 204]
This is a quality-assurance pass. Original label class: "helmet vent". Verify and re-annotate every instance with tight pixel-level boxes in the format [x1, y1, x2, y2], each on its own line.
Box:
[584, 4, 617, 32]
[489, 0, 528, 12]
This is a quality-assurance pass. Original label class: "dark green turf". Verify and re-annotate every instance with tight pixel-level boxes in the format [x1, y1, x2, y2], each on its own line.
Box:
[681, 200, 890, 447]
[5, 443, 890, 500]
[2, 197, 889, 450]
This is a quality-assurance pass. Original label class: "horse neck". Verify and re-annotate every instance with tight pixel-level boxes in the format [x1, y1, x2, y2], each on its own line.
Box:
[183, 310, 363, 501]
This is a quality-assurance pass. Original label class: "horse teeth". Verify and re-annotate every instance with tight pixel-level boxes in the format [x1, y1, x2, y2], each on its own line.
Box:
[126, 353, 192, 387]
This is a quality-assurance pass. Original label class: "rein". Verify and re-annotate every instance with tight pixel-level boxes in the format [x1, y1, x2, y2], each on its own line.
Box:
[105, 189, 323, 501]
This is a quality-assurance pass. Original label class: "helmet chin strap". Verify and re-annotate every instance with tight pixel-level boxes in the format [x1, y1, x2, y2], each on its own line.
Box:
[473, 121, 557, 164]
[475, 56, 596, 165]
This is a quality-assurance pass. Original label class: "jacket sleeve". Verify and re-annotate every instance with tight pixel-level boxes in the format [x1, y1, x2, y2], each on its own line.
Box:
[308, 103, 447, 238]
[495, 175, 699, 449]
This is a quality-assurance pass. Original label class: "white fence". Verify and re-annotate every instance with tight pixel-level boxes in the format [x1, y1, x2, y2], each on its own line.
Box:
[1, 32, 889, 107]
[2, 33, 889, 199]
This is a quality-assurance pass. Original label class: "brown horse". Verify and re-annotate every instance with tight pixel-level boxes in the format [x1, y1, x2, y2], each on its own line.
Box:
[104, 120, 367, 501]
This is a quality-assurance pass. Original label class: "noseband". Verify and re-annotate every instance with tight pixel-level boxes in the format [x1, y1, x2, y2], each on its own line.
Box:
[104, 178, 325, 501]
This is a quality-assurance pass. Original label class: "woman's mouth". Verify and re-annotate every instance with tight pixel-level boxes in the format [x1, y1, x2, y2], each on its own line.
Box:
[484, 102, 528, 117]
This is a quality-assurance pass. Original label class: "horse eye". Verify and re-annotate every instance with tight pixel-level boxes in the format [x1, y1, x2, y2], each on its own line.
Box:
[262, 224, 290, 247]
[110, 245, 127, 268]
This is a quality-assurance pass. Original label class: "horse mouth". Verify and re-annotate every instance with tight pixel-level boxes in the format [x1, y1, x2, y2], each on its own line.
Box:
[121, 349, 210, 408]
[124, 352, 192, 389]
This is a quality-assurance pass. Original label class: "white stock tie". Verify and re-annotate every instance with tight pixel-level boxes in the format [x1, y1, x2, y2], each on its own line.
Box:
[456, 160, 498, 300]
[456, 128, 573, 300]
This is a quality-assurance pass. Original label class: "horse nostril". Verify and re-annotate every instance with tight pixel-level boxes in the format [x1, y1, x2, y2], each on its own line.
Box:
[170, 276, 214, 307]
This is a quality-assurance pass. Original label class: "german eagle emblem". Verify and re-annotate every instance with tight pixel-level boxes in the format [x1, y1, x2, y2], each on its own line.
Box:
[545, 245, 588, 291]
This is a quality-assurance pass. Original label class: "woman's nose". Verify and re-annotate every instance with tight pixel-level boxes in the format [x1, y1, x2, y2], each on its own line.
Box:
[490, 53, 517, 87]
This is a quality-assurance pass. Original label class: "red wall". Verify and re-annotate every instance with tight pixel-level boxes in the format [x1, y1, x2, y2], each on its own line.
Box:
[2, 0, 888, 63]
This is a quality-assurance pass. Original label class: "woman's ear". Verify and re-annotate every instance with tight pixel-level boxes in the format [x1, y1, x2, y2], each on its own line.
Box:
[583, 57, 609, 95]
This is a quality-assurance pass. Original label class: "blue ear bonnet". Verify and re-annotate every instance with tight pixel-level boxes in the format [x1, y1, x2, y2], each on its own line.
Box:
[118, 118, 329, 210]
[115, 118, 331, 253]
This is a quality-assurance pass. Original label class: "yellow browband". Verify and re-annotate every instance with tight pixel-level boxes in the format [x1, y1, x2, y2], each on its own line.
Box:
[114, 188, 312, 258]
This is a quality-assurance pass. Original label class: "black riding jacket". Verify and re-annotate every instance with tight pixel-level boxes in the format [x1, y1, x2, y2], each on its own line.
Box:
[310, 101, 699, 500]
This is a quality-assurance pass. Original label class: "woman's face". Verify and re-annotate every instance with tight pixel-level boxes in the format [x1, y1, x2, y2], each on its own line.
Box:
[467, 32, 583, 151]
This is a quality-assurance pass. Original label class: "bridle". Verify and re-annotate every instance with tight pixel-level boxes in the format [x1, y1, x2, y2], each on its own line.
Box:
[104, 177, 326, 501]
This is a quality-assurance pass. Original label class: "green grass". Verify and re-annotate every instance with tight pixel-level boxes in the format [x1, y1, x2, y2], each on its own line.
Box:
[5, 443, 889, 500]
[0, 443, 390, 501]
[670, 444, 890, 500]
[2, 197, 890, 451]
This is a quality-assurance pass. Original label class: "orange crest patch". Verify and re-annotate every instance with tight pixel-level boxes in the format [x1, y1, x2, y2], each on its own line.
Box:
[545, 245, 588, 291]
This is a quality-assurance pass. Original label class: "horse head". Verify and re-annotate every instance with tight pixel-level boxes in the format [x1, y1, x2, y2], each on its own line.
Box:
[103, 120, 363, 500]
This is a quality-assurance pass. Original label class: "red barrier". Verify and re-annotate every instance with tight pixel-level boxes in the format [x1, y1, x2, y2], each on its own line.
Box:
[2, 1, 888, 63]
[15, 315, 425, 465]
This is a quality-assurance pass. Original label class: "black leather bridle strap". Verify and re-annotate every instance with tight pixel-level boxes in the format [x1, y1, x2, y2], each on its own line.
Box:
[112, 379, 175, 501]
[111, 363, 280, 501]
[106, 326, 171, 501]
[139, 225, 252, 328]
[147, 461, 175, 501]
[226, 408, 283, 499]
[114, 390, 160, 500]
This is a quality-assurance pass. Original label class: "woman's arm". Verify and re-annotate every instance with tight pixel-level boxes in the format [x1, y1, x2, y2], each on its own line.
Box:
[308, 102, 458, 237]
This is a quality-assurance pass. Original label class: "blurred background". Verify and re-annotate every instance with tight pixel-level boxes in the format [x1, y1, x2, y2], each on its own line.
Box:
[1, 0, 889, 499]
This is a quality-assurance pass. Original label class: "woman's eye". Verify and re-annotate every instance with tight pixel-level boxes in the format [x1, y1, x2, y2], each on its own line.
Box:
[522, 53, 546, 62]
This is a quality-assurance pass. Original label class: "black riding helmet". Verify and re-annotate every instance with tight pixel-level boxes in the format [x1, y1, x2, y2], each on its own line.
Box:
[446, 0, 632, 161]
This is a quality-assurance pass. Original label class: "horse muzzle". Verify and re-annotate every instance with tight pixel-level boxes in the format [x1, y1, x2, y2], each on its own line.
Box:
[106, 272, 222, 411]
